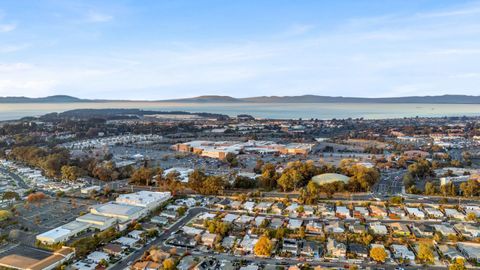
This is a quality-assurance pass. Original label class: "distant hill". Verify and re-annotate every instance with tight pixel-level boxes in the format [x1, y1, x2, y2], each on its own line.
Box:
[240, 94, 480, 104]
[160, 94, 480, 104]
[162, 95, 244, 103]
[0, 95, 89, 103]
[1, 94, 480, 104]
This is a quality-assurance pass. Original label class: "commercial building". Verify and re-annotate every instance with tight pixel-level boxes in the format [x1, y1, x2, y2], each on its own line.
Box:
[116, 191, 171, 210]
[90, 202, 146, 222]
[0, 246, 74, 270]
[36, 221, 90, 244]
[76, 213, 117, 231]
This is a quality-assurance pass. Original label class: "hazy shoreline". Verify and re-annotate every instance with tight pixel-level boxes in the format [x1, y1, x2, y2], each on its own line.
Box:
[1, 102, 480, 121]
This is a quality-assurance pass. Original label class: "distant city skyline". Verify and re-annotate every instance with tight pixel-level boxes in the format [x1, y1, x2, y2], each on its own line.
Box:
[1, 0, 480, 99]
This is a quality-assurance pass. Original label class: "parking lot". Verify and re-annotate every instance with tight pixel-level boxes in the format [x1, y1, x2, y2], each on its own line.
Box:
[12, 197, 96, 246]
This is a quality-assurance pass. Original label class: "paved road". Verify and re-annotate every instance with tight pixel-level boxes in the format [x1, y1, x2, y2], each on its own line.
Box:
[0, 166, 29, 189]
[110, 207, 206, 270]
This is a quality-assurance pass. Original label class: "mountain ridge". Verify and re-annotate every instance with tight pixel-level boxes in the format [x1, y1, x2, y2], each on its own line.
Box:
[2, 94, 480, 104]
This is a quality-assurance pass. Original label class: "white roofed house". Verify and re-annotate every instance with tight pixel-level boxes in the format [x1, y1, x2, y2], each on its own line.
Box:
[443, 208, 466, 220]
[114, 236, 139, 248]
[237, 235, 258, 254]
[369, 222, 388, 235]
[287, 219, 303, 230]
[464, 205, 480, 218]
[242, 201, 256, 212]
[87, 251, 110, 264]
[454, 223, 480, 239]
[423, 207, 444, 219]
[434, 224, 457, 237]
[222, 213, 239, 223]
[405, 207, 426, 219]
[457, 242, 480, 262]
[391, 244, 415, 262]
[254, 202, 272, 212]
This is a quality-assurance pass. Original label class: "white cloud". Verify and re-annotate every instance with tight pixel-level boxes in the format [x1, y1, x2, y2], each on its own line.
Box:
[0, 63, 33, 72]
[0, 44, 29, 53]
[86, 11, 113, 23]
[0, 23, 16, 32]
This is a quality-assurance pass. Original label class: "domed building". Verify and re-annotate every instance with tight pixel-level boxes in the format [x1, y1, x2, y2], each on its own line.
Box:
[311, 173, 350, 185]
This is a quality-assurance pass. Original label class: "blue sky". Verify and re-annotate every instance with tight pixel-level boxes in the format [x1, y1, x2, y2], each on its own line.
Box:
[1, 0, 480, 99]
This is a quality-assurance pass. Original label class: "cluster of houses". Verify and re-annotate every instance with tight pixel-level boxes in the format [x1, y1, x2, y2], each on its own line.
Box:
[172, 140, 315, 159]
[168, 208, 480, 266]
[61, 134, 164, 150]
[1, 159, 88, 194]
[209, 198, 480, 223]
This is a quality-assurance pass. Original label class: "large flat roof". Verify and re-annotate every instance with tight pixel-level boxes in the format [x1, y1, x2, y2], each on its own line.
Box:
[77, 213, 115, 223]
[93, 202, 144, 216]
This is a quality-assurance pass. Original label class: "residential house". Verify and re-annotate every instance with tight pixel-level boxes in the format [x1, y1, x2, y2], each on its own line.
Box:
[288, 219, 303, 230]
[410, 224, 435, 238]
[389, 222, 411, 236]
[305, 220, 323, 234]
[370, 222, 388, 235]
[405, 207, 425, 219]
[282, 238, 299, 255]
[335, 206, 351, 219]
[325, 221, 345, 234]
[434, 224, 457, 237]
[326, 239, 347, 259]
[444, 208, 465, 220]
[348, 243, 368, 259]
[255, 202, 272, 212]
[349, 223, 367, 234]
[424, 207, 444, 219]
[457, 242, 480, 262]
[243, 201, 256, 212]
[454, 223, 480, 239]
[201, 232, 218, 247]
[103, 243, 124, 256]
[391, 244, 415, 261]
[437, 245, 465, 262]
[370, 205, 388, 218]
[353, 206, 369, 219]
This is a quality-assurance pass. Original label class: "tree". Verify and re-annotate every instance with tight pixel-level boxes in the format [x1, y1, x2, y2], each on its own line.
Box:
[466, 212, 478, 222]
[2, 191, 20, 201]
[424, 182, 436, 195]
[0, 210, 12, 221]
[225, 152, 239, 167]
[460, 179, 479, 197]
[188, 169, 206, 192]
[259, 163, 278, 190]
[362, 234, 374, 246]
[130, 167, 155, 185]
[61, 165, 83, 181]
[370, 246, 387, 263]
[449, 258, 467, 270]
[417, 243, 434, 264]
[98, 259, 108, 267]
[163, 258, 175, 270]
[254, 235, 273, 256]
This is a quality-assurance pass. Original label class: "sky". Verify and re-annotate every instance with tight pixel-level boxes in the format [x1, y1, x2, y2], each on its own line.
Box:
[1, 0, 480, 100]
